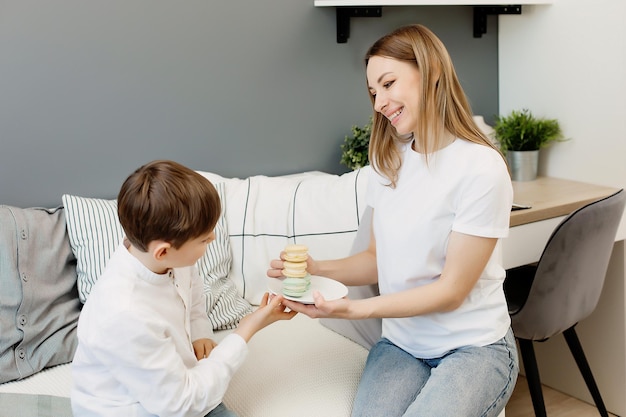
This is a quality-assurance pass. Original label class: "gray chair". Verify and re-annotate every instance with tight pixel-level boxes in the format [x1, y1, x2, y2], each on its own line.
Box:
[504, 189, 626, 417]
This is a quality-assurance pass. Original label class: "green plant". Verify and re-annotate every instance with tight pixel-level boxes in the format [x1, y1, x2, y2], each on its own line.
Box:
[494, 109, 565, 153]
[340, 117, 372, 170]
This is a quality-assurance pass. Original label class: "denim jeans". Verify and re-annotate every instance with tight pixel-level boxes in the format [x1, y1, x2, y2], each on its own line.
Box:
[205, 402, 239, 417]
[351, 328, 518, 417]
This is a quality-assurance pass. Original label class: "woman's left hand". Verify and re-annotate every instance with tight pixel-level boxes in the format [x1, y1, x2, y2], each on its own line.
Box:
[280, 291, 352, 319]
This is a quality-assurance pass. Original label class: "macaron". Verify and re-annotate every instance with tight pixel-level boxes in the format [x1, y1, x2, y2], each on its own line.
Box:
[282, 277, 308, 298]
[282, 261, 308, 278]
[284, 244, 309, 263]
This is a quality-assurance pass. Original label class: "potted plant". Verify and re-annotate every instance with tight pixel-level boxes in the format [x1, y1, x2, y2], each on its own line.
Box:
[494, 109, 565, 181]
[340, 117, 372, 170]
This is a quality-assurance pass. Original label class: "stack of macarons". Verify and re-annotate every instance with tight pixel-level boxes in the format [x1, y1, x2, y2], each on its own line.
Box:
[281, 244, 311, 298]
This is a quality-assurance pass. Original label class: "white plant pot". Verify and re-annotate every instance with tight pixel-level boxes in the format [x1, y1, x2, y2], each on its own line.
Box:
[507, 150, 539, 181]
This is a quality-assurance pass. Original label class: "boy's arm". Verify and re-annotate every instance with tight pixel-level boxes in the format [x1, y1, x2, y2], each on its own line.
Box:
[89, 310, 248, 416]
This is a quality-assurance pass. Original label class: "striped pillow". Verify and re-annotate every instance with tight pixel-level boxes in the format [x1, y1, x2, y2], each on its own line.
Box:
[62, 182, 251, 330]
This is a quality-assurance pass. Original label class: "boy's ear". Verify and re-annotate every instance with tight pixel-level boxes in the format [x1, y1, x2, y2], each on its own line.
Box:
[151, 241, 172, 261]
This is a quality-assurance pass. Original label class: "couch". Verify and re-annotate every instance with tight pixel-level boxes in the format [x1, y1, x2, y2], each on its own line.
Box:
[0, 166, 507, 417]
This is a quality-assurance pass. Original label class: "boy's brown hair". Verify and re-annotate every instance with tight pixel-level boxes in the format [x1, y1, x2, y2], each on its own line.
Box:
[117, 160, 220, 252]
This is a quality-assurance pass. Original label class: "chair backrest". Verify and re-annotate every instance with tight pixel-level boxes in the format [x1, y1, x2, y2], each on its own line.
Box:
[512, 189, 626, 341]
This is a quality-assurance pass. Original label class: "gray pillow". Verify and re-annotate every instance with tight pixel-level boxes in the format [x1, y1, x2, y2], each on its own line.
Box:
[320, 206, 382, 349]
[0, 206, 81, 384]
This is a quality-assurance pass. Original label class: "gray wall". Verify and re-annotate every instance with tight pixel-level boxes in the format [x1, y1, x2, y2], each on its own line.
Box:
[0, 0, 499, 208]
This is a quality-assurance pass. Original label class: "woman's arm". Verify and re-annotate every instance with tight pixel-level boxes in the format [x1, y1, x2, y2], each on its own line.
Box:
[267, 220, 378, 287]
[310, 226, 378, 287]
[282, 231, 496, 319]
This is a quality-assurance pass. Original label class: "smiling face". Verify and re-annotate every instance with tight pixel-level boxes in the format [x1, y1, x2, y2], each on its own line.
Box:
[367, 56, 422, 137]
[363, 25, 500, 188]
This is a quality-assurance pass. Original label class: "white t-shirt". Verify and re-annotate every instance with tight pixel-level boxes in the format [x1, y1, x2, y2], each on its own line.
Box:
[71, 243, 248, 417]
[367, 139, 513, 358]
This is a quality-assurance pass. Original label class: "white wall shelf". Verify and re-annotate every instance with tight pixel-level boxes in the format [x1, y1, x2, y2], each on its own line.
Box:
[314, 1, 553, 6]
[314, 1, 555, 43]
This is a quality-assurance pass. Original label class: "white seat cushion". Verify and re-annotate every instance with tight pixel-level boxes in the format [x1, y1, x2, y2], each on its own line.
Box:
[221, 314, 368, 417]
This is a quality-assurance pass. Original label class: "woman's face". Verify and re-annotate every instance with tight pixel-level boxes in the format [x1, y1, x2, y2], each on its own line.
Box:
[366, 55, 421, 136]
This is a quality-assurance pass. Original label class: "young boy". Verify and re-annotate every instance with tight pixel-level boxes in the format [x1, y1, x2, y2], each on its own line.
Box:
[71, 160, 296, 417]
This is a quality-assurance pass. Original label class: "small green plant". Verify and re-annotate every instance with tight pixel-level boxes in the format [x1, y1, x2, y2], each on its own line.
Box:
[340, 117, 372, 170]
[494, 109, 565, 153]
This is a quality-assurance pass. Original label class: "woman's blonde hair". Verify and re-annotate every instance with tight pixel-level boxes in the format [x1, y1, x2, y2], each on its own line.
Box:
[365, 24, 504, 187]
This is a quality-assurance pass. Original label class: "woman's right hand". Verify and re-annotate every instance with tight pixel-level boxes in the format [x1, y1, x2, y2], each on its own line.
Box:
[266, 256, 285, 279]
[267, 251, 319, 278]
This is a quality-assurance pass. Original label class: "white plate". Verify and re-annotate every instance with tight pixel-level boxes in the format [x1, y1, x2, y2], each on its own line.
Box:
[267, 275, 348, 304]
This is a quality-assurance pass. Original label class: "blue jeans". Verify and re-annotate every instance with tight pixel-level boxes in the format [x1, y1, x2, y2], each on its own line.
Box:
[351, 328, 519, 417]
[205, 402, 238, 417]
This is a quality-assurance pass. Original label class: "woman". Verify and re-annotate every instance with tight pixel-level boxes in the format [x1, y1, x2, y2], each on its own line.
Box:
[268, 24, 518, 417]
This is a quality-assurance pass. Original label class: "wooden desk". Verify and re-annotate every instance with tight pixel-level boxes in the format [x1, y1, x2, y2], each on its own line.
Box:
[510, 176, 620, 227]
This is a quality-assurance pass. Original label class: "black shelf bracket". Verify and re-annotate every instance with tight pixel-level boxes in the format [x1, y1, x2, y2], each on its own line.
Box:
[473, 5, 522, 38]
[336, 7, 382, 43]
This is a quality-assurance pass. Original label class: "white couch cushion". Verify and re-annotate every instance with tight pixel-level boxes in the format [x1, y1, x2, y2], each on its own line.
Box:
[198, 168, 371, 305]
[221, 314, 368, 417]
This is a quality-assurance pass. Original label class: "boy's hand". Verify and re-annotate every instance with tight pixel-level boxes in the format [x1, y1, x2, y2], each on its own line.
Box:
[235, 293, 297, 342]
[192, 338, 218, 360]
